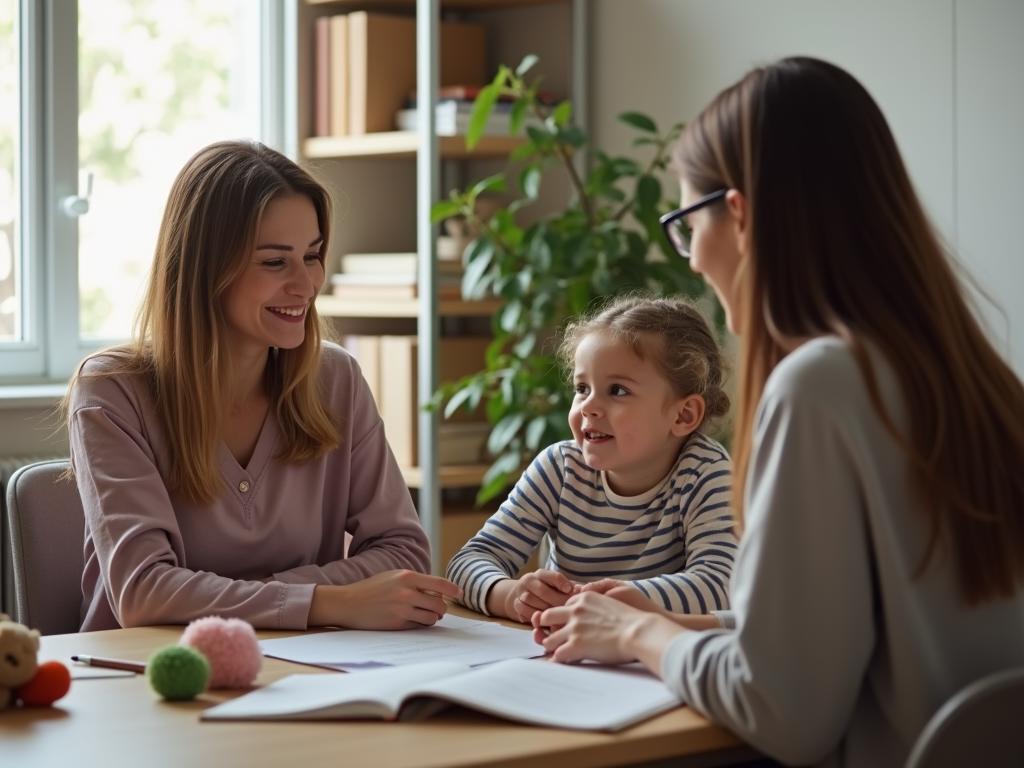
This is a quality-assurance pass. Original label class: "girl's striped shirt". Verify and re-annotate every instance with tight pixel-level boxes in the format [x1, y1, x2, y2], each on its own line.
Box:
[446, 433, 736, 615]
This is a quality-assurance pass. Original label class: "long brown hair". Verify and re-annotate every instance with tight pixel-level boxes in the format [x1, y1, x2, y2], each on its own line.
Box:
[67, 140, 339, 502]
[674, 57, 1024, 604]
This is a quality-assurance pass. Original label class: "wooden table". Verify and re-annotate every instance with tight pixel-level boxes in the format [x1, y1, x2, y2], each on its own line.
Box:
[1, 617, 756, 768]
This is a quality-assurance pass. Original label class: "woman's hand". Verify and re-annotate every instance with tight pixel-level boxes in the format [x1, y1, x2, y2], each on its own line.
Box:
[487, 569, 575, 623]
[309, 570, 462, 630]
[531, 591, 688, 670]
[581, 581, 725, 631]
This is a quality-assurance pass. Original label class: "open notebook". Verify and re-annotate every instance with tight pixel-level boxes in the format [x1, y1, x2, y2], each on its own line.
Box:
[202, 658, 681, 732]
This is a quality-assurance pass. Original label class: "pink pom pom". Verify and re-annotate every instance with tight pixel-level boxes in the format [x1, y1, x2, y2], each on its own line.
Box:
[180, 617, 262, 689]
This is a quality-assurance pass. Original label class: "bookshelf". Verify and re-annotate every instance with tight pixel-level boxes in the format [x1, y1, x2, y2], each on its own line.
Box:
[316, 295, 501, 318]
[290, 0, 585, 572]
[305, 132, 524, 160]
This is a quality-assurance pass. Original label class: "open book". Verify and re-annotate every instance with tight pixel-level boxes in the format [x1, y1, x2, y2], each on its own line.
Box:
[202, 658, 680, 732]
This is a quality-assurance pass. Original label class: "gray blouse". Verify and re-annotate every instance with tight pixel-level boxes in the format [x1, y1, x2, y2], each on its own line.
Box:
[662, 336, 1024, 766]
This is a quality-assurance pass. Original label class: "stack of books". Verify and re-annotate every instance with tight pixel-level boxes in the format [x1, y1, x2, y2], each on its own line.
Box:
[329, 252, 463, 301]
[395, 85, 552, 136]
[396, 99, 517, 136]
[314, 13, 486, 137]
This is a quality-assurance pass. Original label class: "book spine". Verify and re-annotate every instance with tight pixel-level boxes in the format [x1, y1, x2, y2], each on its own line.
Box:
[328, 15, 348, 136]
[314, 17, 330, 137]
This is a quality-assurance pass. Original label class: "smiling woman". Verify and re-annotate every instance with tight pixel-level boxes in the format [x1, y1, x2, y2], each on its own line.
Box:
[61, 140, 461, 634]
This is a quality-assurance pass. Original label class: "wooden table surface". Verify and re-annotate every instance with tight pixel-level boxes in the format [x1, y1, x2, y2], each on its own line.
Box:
[0, 614, 755, 768]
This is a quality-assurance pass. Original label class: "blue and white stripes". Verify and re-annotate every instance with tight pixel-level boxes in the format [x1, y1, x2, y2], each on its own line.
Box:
[446, 434, 737, 615]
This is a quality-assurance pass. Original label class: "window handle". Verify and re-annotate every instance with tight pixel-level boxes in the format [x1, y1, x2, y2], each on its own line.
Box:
[61, 171, 94, 217]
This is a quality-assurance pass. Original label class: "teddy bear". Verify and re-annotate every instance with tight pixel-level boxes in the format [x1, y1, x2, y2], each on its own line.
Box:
[0, 613, 71, 709]
[0, 613, 40, 709]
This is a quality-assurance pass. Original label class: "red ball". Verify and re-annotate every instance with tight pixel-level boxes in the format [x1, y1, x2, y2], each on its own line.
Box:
[17, 660, 72, 706]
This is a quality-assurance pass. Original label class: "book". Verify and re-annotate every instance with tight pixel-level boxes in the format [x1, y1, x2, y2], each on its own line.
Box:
[410, 85, 561, 105]
[200, 658, 680, 731]
[396, 100, 527, 136]
[378, 335, 491, 466]
[328, 15, 348, 136]
[347, 13, 486, 135]
[339, 252, 463, 276]
[313, 17, 330, 137]
[329, 282, 463, 302]
[258, 614, 540, 670]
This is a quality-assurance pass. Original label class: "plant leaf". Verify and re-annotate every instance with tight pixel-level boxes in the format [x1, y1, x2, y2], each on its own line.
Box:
[443, 384, 476, 419]
[477, 450, 521, 504]
[516, 54, 539, 77]
[430, 199, 463, 223]
[467, 84, 501, 150]
[520, 165, 542, 200]
[552, 100, 572, 127]
[461, 239, 495, 298]
[513, 333, 536, 358]
[487, 412, 526, 455]
[499, 300, 523, 333]
[510, 98, 528, 135]
[619, 111, 658, 133]
[470, 173, 506, 201]
[525, 415, 548, 451]
[635, 174, 662, 213]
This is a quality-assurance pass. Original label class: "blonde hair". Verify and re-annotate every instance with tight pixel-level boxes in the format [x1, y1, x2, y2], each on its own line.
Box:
[66, 140, 339, 502]
[558, 294, 730, 431]
[674, 56, 1024, 604]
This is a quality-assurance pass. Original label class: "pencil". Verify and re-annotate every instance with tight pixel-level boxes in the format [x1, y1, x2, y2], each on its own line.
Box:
[71, 654, 147, 673]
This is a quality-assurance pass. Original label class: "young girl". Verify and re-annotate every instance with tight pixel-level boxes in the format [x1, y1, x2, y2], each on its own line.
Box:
[67, 140, 460, 632]
[534, 57, 1024, 767]
[447, 296, 736, 624]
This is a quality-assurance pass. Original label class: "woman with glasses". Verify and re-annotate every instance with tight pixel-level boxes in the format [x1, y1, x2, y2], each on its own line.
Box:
[533, 57, 1024, 766]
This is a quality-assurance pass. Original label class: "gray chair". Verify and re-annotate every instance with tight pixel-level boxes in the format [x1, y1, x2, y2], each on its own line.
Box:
[2, 459, 84, 635]
[906, 667, 1024, 768]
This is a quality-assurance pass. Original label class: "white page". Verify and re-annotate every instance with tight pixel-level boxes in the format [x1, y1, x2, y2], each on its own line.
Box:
[408, 658, 681, 731]
[259, 614, 543, 669]
[202, 662, 467, 721]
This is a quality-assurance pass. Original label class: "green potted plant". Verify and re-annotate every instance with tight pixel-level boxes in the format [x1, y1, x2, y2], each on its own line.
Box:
[431, 56, 715, 503]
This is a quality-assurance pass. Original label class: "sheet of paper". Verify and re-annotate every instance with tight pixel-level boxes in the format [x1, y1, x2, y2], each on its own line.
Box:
[201, 663, 467, 721]
[413, 658, 681, 731]
[260, 614, 544, 670]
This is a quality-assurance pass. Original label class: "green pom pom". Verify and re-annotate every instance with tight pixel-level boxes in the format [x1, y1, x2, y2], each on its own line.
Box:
[147, 645, 210, 701]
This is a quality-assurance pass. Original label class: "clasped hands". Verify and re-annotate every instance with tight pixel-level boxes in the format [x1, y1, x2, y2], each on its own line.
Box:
[490, 572, 719, 666]
[488, 571, 638, 623]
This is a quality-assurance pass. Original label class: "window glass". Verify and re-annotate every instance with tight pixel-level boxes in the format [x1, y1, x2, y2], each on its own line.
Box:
[0, 0, 19, 343]
[77, 0, 261, 339]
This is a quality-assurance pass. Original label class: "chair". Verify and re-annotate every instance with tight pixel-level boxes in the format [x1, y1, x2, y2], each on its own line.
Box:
[905, 667, 1024, 768]
[2, 459, 84, 635]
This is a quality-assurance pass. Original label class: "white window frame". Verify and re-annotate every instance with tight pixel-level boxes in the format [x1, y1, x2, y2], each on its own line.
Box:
[0, 0, 291, 384]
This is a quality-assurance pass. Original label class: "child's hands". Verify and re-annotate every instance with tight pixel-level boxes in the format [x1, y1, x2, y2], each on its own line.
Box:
[488, 570, 575, 623]
[576, 578, 638, 596]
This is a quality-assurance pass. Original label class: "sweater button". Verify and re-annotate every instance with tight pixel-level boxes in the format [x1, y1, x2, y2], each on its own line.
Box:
[238, 480, 250, 493]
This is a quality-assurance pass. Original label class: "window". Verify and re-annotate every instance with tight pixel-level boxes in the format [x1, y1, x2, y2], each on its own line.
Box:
[0, 0, 19, 346]
[1, 0, 281, 381]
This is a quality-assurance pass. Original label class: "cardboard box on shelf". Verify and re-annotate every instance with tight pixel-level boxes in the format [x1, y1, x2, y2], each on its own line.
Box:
[347, 12, 486, 135]
[378, 335, 491, 467]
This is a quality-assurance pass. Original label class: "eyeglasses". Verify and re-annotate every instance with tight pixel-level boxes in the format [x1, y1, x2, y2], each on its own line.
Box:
[659, 188, 728, 259]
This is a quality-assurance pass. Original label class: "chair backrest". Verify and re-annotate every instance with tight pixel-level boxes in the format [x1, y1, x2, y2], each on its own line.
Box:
[2, 459, 84, 635]
[906, 667, 1024, 768]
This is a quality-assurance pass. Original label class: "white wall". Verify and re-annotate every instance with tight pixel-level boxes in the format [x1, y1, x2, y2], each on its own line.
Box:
[591, 0, 1023, 373]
